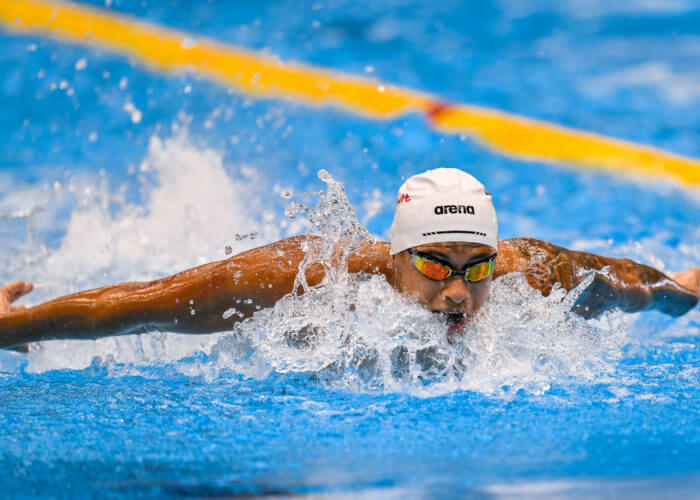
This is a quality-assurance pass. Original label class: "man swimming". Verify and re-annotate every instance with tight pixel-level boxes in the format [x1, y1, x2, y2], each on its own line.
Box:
[0, 168, 698, 349]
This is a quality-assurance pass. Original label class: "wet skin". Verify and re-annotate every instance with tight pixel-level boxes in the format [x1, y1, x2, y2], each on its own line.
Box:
[0, 236, 698, 349]
[391, 242, 495, 318]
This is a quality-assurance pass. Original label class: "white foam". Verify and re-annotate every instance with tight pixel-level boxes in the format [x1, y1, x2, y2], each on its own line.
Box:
[1, 132, 287, 373]
[189, 273, 623, 397]
[175, 172, 629, 397]
[0, 143, 679, 399]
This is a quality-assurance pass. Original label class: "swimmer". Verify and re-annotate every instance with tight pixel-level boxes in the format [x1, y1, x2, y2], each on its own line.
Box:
[0, 168, 698, 349]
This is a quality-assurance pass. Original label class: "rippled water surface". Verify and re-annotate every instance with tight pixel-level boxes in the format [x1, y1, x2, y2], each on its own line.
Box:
[1, 0, 699, 497]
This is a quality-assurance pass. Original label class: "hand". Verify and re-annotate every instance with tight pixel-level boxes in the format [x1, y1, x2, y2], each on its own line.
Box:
[669, 268, 700, 296]
[0, 281, 34, 316]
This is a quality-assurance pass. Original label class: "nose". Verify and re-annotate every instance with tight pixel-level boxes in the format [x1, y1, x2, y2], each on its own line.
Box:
[440, 278, 472, 307]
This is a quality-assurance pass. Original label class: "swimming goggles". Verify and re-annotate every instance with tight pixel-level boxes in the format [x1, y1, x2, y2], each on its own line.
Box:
[408, 249, 496, 282]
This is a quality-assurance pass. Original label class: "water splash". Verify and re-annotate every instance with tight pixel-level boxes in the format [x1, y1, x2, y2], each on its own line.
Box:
[0, 132, 286, 294]
[0, 132, 288, 373]
[1, 145, 633, 397]
[185, 172, 629, 397]
[191, 271, 627, 397]
[285, 169, 373, 292]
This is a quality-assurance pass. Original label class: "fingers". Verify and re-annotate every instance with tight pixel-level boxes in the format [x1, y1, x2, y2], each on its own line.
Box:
[0, 282, 34, 314]
[5, 281, 34, 302]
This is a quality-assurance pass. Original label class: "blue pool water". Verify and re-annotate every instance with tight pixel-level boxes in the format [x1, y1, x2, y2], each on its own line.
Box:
[1, 0, 699, 497]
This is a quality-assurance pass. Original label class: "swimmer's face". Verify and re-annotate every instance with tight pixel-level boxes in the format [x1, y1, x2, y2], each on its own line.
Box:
[391, 242, 495, 319]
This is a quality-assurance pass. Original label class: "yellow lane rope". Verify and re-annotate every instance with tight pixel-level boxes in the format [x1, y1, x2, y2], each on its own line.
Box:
[1, 0, 698, 187]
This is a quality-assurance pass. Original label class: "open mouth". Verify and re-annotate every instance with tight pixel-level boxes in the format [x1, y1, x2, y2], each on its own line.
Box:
[430, 310, 465, 321]
[434, 311, 469, 334]
[428, 309, 472, 333]
[445, 312, 465, 324]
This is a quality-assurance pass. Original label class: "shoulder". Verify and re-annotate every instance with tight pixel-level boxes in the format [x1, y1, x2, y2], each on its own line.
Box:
[498, 237, 562, 255]
[348, 240, 392, 277]
[494, 238, 546, 276]
[495, 237, 567, 279]
[495, 238, 579, 292]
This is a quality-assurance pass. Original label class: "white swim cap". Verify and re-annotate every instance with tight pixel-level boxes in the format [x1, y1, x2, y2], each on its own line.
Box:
[390, 168, 498, 255]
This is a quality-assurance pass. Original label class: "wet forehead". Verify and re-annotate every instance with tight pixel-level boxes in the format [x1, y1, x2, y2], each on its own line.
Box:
[412, 241, 494, 265]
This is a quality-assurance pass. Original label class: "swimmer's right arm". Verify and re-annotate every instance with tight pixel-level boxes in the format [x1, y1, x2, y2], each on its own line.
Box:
[0, 236, 392, 349]
[0, 237, 307, 348]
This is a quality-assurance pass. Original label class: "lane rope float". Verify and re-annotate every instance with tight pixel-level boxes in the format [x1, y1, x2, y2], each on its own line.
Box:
[1, 0, 698, 187]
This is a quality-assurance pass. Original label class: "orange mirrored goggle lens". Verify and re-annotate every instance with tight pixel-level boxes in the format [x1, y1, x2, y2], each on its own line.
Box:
[466, 260, 494, 282]
[412, 255, 452, 280]
[411, 253, 495, 282]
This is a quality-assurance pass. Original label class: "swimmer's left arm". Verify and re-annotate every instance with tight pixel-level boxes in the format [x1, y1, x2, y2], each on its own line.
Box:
[496, 238, 699, 318]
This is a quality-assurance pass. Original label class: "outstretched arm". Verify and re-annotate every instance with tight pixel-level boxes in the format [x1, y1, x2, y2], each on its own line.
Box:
[0, 237, 390, 349]
[0, 241, 299, 349]
[495, 237, 699, 318]
[2, 234, 694, 348]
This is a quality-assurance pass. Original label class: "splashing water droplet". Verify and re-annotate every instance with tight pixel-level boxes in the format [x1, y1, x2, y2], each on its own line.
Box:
[222, 308, 238, 320]
[195, 171, 628, 397]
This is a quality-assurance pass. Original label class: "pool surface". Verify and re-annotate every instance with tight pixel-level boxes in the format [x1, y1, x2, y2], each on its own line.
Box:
[1, 0, 699, 497]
